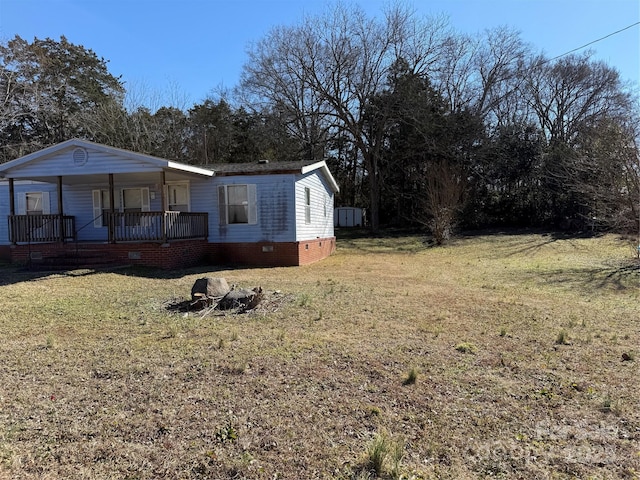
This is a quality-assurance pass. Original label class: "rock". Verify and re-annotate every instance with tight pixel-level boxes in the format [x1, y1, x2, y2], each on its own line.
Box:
[191, 277, 230, 301]
[621, 352, 634, 362]
[218, 287, 263, 311]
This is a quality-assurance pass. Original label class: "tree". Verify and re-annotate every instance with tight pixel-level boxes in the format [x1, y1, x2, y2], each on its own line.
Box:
[523, 52, 636, 228]
[366, 58, 482, 241]
[187, 99, 235, 164]
[240, 2, 450, 230]
[467, 123, 546, 227]
[0, 35, 124, 161]
[567, 117, 640, 232]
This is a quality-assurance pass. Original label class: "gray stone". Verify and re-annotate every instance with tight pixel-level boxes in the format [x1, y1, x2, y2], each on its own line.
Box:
[191, 277, 230, 301]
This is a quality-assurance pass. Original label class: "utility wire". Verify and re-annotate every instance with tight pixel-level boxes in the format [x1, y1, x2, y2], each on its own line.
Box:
[548, 21, 640, 62]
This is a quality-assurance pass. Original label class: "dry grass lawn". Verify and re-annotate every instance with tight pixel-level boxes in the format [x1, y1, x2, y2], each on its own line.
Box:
[0, 230, 638, 479]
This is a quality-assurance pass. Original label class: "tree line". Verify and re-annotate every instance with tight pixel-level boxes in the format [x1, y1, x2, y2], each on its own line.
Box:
[1, 3, 638, 241]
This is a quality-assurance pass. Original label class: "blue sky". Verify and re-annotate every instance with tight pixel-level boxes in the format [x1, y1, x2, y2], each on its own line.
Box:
[1, 0, 639, 107]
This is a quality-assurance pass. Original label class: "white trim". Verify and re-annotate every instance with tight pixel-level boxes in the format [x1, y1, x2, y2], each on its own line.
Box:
[301, 160, 340, 193]
[0, 138, 214, 178]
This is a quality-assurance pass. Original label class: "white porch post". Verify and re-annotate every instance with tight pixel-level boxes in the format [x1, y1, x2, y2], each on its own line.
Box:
[160, 171, 167, 243]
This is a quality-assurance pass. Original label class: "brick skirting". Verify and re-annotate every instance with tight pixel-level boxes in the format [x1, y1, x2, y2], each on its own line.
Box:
[7, 240, 210, 270]
[208, 237, 336, 267]
[4, 237, 336, 269]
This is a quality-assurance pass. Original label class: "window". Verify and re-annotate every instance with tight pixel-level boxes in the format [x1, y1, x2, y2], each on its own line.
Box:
[304, 187, 311, 224]
[92, 188, 147, 228]
[218, 184, 257, 225]
[18, 191, 50, 215]
[92, 190, 120, 227]
[122, 188, 150, 226]
[167, 183, 189, 211]
[26, 192, 43, 215]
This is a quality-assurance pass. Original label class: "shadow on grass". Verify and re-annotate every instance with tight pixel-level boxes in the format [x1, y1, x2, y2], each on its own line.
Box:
[520, 261, 639, 292]
[0, 262, 239, 287]
[335, 227, 431, 254]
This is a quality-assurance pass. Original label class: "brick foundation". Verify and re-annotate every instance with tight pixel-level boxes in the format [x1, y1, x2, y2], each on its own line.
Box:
[0, 245, 11, 263]
[208, 237, 336, 267]
[4, 237, 336, 269]
[7, 240, 210, 270]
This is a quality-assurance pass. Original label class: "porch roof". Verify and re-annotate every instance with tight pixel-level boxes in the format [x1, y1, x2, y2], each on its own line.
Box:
[0, 139, 214, 184]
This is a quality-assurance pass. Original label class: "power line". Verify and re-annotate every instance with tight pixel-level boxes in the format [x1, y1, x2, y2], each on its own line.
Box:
[548, 21, 640, 62]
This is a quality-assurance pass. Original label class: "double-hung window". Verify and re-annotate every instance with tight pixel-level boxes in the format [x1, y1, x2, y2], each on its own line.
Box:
[218, 184, 257, 225]
[17, 192, 50, 216]
[92, 188, 149, 227]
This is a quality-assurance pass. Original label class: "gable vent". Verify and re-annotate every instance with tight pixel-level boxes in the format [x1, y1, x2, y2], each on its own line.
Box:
[72, 147, 88, 165]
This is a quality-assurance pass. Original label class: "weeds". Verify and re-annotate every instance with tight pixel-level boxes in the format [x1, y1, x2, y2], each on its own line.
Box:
[402, 367, 419, 385]
[296, 292, 312, 307]
[365, 430, 405, 478]
[600, 394, 614, 413]
[455, 342, 477, 354]
[556, 329, 570, 345]
[215, 422, 238, 443]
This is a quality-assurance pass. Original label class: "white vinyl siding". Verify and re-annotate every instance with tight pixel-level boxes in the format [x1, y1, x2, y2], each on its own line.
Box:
[295, 172, 334, 241]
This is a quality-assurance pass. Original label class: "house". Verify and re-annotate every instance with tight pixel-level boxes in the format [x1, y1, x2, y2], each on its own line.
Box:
[0, 139, 338, 269]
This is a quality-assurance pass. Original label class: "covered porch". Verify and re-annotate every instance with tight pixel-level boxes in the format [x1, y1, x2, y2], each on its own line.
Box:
[2, 140, 214, 247]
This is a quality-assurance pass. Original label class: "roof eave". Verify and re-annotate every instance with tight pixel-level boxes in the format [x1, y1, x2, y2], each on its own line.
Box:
[301, 161, 340, 193]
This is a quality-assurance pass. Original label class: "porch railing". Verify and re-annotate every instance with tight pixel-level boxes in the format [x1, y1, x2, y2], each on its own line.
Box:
[9, 214, 76, 243]
[9, 212, 208, 244]
[107, 211, 208, 242]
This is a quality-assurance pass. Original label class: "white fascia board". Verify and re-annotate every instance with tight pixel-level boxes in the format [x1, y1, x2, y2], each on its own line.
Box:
[166, 161, 214, 177]
[301, 161, 340, 193]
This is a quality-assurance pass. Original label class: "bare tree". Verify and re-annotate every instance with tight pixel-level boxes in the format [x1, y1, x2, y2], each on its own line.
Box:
[524, 52, 630, 144]
[417, 161, 465, 244]
[433, 26, 529, 127]
[240, 2, 450, 230]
